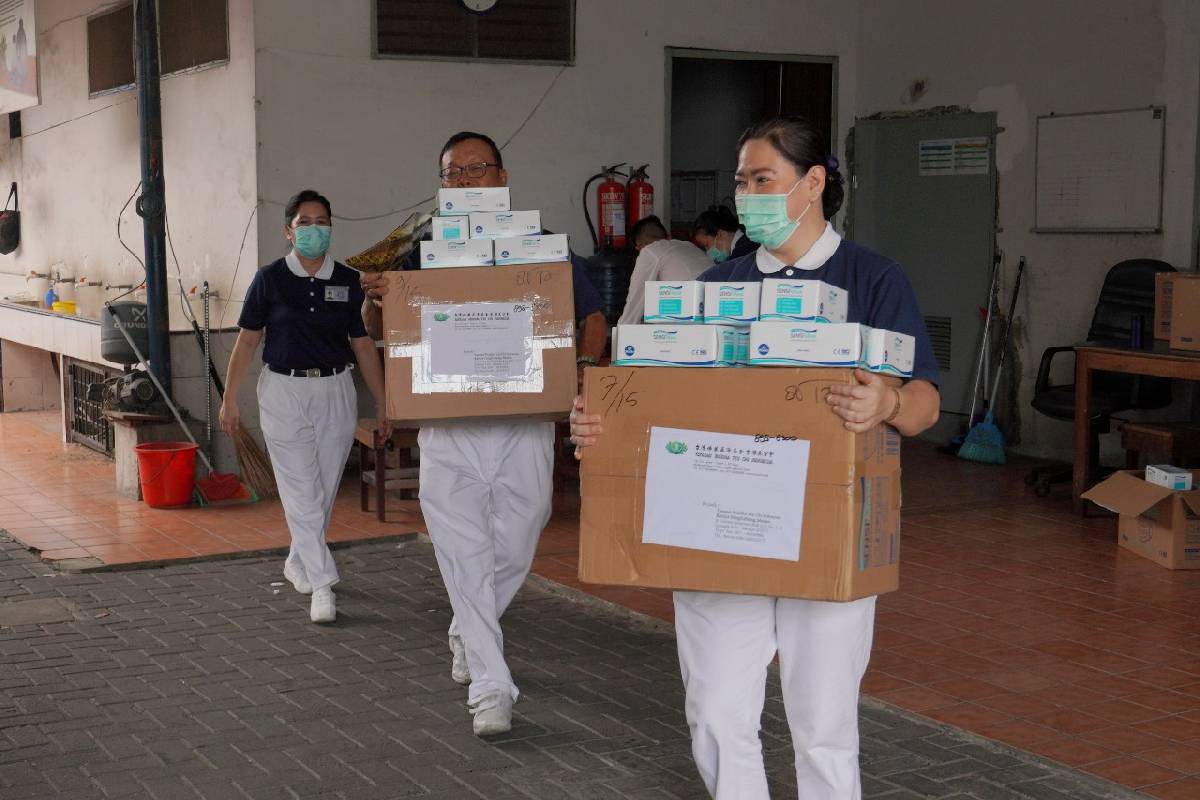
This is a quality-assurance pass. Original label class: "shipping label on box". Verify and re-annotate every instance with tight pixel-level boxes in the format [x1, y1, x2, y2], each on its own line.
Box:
[437, 187, 511, 214]
[468, 210, 542, 239]
[644, 281, 704, 323]
[864, 327, 915, 377]
[1169, 274, 1200, 352]
[761, 279, 848, 323]
[614, 324, 738, 367]
[1082, 470, 1200, 569]
[419, 239, 494, 269]
[579, 367, 903, 601]
[1146, 464, 1193, 491]
[382, 263, 576, 425]
[431, 215, 469, 241]
[704, 282, 761, 325]
[493, 234, 570, 265]
[749, 322, 864, 367]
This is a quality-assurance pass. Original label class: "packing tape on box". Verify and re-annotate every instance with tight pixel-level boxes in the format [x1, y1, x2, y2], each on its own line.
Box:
[389, 335, 573, 394]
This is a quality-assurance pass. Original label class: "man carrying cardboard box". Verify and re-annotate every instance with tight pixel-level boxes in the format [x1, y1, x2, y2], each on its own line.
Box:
[361, 132, 606, 737]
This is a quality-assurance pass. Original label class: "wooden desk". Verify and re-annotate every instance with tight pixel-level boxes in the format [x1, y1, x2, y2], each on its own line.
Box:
[1073, 343, 1200, 513]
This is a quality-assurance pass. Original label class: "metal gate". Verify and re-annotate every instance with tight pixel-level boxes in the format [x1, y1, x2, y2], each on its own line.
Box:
[65, 358, 117, 455]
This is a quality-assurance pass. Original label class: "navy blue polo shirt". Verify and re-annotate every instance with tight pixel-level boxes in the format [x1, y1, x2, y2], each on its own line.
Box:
[238, 253, 368, 370]
[401, 230, 602, 324]
[701, 237, 940, 385]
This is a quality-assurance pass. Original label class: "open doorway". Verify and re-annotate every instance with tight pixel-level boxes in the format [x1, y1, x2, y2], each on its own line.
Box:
[665, 49, 836, 239]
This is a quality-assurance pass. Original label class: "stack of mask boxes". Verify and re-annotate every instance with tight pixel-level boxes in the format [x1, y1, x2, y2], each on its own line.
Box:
[612, 276, 915, 377]
[419, 188, 570, 267]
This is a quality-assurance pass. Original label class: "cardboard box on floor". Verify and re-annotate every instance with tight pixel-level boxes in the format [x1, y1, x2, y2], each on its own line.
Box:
[382, 263, 576, 425]
[1082, 470, 1200, 569]
[1168, 273, 1200, 351]
[578, 366, 901, 601]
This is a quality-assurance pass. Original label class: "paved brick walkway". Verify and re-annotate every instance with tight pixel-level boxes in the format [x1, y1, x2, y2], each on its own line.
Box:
[0, 535, 1145, 799]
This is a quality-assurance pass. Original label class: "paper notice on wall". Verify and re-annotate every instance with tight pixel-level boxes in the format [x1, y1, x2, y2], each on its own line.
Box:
[918, 137, 991, 176]
[0, 0, 38, 114]
[642, 427, 810, 561]
[422, 302, 533, 380]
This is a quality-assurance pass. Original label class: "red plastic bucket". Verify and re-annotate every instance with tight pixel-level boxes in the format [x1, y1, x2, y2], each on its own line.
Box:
[134, 442, 198, 508]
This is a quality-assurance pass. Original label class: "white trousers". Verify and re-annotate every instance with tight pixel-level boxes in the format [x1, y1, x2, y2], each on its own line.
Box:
[258, 368, 357, 591]
[419, 420, 554, 704]
[673, 591, 877, 800]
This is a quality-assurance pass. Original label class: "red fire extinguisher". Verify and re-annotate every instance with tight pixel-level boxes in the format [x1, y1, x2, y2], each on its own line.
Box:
[626, 165, 654, 229]
[584, 163, 628, 252]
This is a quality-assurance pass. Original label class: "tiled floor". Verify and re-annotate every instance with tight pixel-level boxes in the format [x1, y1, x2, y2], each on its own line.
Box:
[0, 412, 422, 566]
[2, 409, 1199, 796]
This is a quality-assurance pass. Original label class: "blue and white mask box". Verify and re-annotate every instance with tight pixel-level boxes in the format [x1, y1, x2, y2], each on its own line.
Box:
[493, 234, 570, 265]
[644, 281, 704, 323]
[419, 239, 495, 269]
[614, 324, 739, 367]
[1145, 465, 1193, 491]
[437, 187, 511, 214]
[704, 282, 761, 325]
[749, 322, 863, 367]
[864, 328, 915, 378]
[431, 215, 469, 241]
[468, 210, 542, 239]
[760, 279, 847, 323]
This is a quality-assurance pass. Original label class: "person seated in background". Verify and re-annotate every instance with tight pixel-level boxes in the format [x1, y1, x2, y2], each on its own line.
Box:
[691, 204, 757, 263]
[617, 215, 713, 325]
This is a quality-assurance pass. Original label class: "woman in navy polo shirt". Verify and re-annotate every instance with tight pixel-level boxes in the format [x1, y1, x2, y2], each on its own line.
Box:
[220, 189, 390, 625]
[570, 117, 941, 799]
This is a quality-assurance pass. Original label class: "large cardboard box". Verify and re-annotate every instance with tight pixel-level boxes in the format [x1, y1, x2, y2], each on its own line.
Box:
[579, 367, 901, 601]
[382, 263, 576, 425]
[1168, 274, 1200, 351]
[1082, 470, 1200, 569]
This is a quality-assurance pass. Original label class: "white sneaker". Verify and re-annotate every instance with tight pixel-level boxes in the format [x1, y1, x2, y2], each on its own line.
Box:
[283, 558, 312, 595]
[310, 587, 336, 624]
[449, 634, 471, 685]
[470, 693, 512, 737]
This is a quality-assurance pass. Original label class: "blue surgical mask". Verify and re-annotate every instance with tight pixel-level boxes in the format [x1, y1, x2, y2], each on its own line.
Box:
[706, 246, 730, 263]
[735, 181, 813, 250]
[293, 224, 332, 259]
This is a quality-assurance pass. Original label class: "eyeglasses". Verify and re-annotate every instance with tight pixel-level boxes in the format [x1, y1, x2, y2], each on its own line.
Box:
[439, 161, 500, 182]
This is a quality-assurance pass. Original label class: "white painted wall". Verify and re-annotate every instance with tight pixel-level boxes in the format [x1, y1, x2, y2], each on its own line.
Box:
[0, 0, 259, 472]
[250, 0, 861, 267]
[855, 0, 1199, 460]
[0, 0, 259, 334]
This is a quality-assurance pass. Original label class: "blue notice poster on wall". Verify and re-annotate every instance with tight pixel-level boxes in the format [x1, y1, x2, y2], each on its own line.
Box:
[0, 0, 38, 114]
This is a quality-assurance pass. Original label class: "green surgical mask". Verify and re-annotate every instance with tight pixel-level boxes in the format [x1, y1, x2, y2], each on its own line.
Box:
[706, 246, 730, 263]
[735, 181, 812, 250]
[293, 224, 332, 259]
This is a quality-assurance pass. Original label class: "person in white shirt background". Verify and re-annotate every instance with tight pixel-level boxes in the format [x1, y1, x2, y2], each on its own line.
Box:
[617, 215, 714, 326]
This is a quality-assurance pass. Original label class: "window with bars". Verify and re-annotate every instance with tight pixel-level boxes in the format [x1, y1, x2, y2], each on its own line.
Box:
[374, 0, 574, 63]
[87, 0, 230, 95]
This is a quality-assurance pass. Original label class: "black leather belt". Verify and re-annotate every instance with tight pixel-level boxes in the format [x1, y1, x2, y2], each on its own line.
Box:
[268, 364, 351, 378]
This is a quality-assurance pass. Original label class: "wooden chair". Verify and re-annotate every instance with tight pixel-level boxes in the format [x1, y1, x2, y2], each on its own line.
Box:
[355, 421, 419, 522]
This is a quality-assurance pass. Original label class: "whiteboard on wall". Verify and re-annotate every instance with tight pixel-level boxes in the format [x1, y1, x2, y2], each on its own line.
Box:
[1034, 107, 1165, 233]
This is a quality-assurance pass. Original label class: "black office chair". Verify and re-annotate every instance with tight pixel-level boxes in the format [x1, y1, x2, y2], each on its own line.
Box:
[1027, 259, 1175, 497]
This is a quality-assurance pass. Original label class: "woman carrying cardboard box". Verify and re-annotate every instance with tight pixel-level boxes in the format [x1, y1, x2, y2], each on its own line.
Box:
[570, 117, 941, 800]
